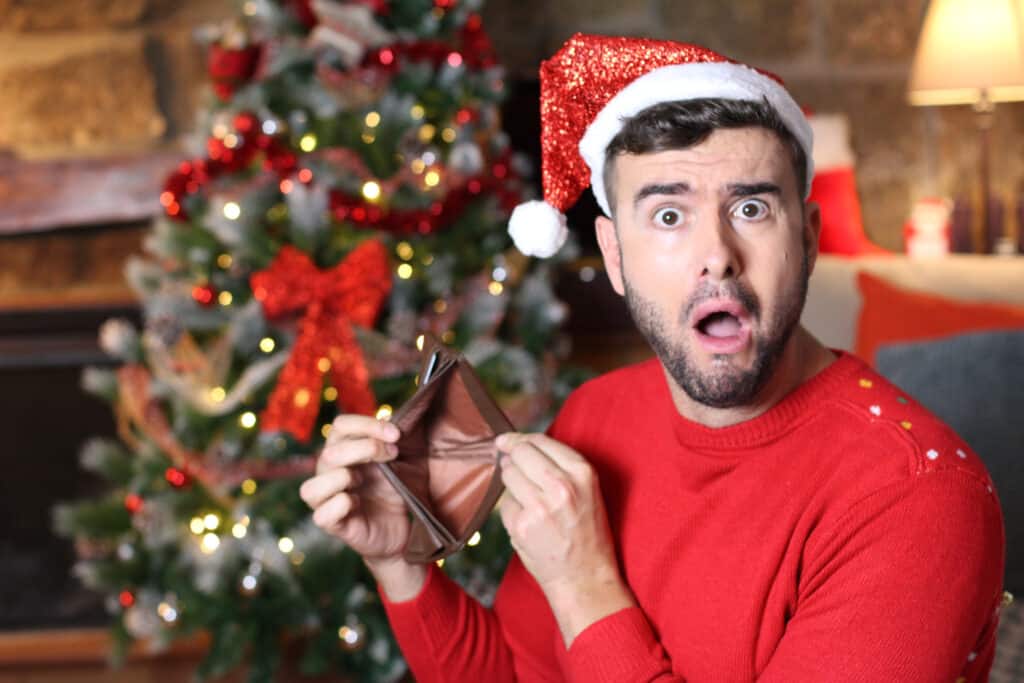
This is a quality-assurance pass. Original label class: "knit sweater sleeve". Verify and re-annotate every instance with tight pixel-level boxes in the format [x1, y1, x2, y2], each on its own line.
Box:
[564, 468, 1004, 682]
[758, 467, 1004, 682]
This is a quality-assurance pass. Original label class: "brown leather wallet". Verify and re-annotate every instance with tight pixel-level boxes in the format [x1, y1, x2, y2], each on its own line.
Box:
[375, 344, 512, 563]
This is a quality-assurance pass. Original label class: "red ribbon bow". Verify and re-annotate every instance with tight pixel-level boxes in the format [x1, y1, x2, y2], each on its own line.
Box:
[251, 240, 392, 442]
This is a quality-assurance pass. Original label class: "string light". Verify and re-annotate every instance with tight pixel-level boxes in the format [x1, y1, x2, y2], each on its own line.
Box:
[280, 178, 294, 194]
[488, 281, 504, 296]
[410, 158, 426, 174]
[217, 253, 233, 269]
[397, 263, 413, 279]
[290, 551, 305, 566]
[223, 133, 240, 148]
[395, 241, 414, 260]
[293, 388, 311, 408]
[317, 357, 331, 373]
[362, 181, 382, 201]
[200, 533, 220, 554]
[298, 168, 313, 183]
[189, 517, 206, 535]
[241, 479, 258, 495]
[209, 386, 226, 403]
[433, 298, 447, 313]
[232, 521, 248, 539]
[447, 52, 463, 67]
[424, 170, 441, 187]
[492, 266, 507, 282]
[299, 133, 318, 152]
[157, 601, 179, 622]
[261, 119, 278, 135]
[223, 202, 241, 220]
[218, 291, 233, 306]
[468, 531, 482, 546]
[435, 558, 445, 567]
[441, 127, 457, 143]
[212, 122, 229, 138]
[375, 404, 393, 420]
[321, 423, 331, 438]
[361, 132, 376, 144]
[278, 537, 294, 553]
[259, 337, 276, 353]
[204, 513, 220, 530]
[339, 625, 360, 645]
[416, 334, 426, 351]
[323, 386, 338, 401]
[364, 111, 381, 127]
[442, 330, 455, 344]
[239, 412, 257, 429]
[418, 124, 436, 142]
[421, 254, 434, 265]
[410, 104, 425, 119]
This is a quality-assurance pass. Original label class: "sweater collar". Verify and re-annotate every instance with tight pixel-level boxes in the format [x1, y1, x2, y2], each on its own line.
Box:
[655, 350, 859, 451]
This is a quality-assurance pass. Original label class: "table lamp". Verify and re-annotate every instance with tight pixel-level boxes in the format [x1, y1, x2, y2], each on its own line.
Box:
[908, 0, 1024, 252]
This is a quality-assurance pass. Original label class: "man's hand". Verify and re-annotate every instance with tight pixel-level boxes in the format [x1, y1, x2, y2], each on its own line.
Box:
[497, 432, 637, 647]
[300, 415, 426, 601]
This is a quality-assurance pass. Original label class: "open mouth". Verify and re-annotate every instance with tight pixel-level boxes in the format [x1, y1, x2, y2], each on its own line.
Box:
[691, 300, 752, 354]
[697, 311, 743, 338]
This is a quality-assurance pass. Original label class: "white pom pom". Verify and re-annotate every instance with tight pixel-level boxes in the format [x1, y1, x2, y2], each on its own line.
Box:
[508, 200, 568, 258]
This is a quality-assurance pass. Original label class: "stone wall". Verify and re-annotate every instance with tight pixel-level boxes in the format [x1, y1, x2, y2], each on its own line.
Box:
[482, 0, 1024, 250]
[0, 0, 231, 159]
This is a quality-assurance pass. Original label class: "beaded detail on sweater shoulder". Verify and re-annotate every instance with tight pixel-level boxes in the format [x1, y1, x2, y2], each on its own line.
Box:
[840, 365, 997, 491]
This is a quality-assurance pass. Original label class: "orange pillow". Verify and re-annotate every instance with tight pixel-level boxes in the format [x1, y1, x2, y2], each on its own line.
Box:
[855, 271, 1024, 365]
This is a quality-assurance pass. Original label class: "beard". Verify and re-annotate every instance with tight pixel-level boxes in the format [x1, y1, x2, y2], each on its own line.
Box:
[623, 250, 810, 409]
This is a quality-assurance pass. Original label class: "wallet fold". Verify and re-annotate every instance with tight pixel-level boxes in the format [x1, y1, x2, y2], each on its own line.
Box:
[376, 344, 512, 563]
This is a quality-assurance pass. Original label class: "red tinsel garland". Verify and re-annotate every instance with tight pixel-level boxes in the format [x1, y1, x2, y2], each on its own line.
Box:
[250, 240, 392, 442]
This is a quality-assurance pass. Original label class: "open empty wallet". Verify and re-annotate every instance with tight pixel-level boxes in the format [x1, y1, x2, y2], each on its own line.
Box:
[375, 344, 513, 563]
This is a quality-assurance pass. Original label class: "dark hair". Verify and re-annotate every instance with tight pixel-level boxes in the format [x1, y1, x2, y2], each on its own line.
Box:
[602, 98, 807, 216]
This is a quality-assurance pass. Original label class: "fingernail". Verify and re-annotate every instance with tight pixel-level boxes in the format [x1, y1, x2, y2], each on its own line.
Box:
[495, 433, 511, 449]
[383, 423, 400, 441]
[385, 443, 399, 458]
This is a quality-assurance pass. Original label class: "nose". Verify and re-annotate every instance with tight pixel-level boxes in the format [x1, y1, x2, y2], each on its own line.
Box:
[696, 213, 743, 283]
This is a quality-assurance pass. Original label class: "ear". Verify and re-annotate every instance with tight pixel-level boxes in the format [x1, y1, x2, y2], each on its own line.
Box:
[802, 200, 822, 275]
[595, 215, 625, 296]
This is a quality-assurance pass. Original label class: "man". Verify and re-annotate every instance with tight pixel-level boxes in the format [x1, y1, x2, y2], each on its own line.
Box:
[300, 34, 1005, 681]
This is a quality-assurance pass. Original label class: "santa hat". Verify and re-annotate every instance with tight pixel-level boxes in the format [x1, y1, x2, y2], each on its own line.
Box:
[508, 33, 814, 258]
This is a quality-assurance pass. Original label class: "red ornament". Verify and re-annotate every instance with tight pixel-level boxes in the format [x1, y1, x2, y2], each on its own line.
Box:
[208, 43, 261, 101]
[124, 494, 143, 513]
[250, 241, 392, 442]
[287, 0, 318, 29]
[233, 111, 260, 136]
[192, 284, 216, 307]
[165, 467, 188, 488]
[119, 590, 135, 608]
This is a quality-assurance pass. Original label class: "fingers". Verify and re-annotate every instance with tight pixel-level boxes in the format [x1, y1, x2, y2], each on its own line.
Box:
[311, 491, 357, 530]
[318, 435, 397, 474]
[300, 466, 361, 509]
[499, 454, 546, 510]
[497, 432, 588, 499]
[327, 414, 401, 447]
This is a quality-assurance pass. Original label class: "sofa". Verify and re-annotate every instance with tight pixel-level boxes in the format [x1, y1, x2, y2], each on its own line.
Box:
[802, 254, 1024, 682]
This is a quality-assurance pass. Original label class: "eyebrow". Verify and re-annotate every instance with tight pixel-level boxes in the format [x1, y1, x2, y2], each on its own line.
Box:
[725, 182, 781, 198]
[633, 182, 691, 208]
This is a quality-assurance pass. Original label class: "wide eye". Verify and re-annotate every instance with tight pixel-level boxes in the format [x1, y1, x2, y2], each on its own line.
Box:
[732, 198, 770, 221]
[652, 207, 683, 228]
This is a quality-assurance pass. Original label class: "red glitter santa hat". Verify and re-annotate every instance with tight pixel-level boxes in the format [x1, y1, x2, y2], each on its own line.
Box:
[508, 33, 814, 258]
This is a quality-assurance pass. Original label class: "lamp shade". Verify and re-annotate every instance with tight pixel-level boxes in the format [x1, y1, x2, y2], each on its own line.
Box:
[908, 0, 1024, 105]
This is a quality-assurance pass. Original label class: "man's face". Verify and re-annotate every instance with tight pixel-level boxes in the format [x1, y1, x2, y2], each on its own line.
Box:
[595, 127, 820, 408]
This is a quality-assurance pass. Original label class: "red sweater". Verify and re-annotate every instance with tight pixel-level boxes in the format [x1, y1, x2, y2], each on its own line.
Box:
[382, 352, 1005, 681]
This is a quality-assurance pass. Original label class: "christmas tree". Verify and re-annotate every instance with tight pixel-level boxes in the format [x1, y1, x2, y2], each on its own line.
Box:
[53, 1, 578, 680]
